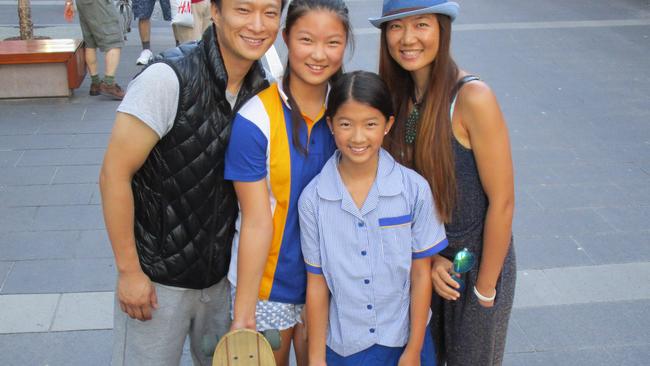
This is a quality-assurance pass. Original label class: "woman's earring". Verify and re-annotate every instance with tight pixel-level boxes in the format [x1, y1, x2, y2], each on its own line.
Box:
[384, 130, 388, 135]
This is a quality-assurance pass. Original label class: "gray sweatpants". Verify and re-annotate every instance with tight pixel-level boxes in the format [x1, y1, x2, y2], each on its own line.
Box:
[111, 278, 231, 366]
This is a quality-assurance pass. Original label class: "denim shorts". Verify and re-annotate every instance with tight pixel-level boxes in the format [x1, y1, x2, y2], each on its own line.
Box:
[133, 0, 171, 20]
[230, 284, 304, 331]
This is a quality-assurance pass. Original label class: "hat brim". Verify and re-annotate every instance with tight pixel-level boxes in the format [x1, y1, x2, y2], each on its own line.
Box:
[368, 2, 459, 28]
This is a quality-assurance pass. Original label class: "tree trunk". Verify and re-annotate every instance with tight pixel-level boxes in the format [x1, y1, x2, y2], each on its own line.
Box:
[18, 0, 33, 40]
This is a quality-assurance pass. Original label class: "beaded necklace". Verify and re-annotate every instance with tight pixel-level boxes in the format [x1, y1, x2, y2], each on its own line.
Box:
[405, 96, 422, 145]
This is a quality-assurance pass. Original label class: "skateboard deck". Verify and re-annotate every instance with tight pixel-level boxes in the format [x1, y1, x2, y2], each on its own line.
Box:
[212, 328, 276, 366]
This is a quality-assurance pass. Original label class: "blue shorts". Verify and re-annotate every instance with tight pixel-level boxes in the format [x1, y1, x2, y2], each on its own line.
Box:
[133, 0, 171, 20]
[325, 327, 436, 366]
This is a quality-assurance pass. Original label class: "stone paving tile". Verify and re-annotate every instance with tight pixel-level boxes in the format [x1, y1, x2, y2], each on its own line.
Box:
[0, 231, 79, 261]
[32, 205, 104, 231]
[505, 319, 535, 353]
[616, 182, 650, 205]
[572, 144, 650, 165]
[1, 258, 115, 294]
[512, 147, 579, 166]
[572, 231, 650, 265]
[37, 121, 114, 135]
[515, 189, 543, 212]
[0, 207, 38, 232]
[512, 300, 650, 351]
[90, 189, 102, 205]
[0, 134, 76, 150]
[51, 292, 113, 332]
[514, 164, 559, 186]
[514, 235, 593, 270]
[503, 348, 617, 366]
[0, 293, 59, 333]
[594, 206, 650, 232]
[606, 344, 650, 366]
[514, 207, 615, 236]
[75, 230, 113, 258]
[0, 166, 56, 186]
[0, 103, 87, 123]
[0, 330, 112, 366]
[524, 183, 633, 210]
[69, 133, 111, 149]
[0, 150, 22, 167]
[0, 261, 13, 291]
[0, 120, 41, 135]
[16, 148, 104, 166]
[51, 165, 100, 184]
[550, 162, 650, 185]
[543, 262, 650, 305]
[513, 270, 564, 308]
[0, 184, 95, 207]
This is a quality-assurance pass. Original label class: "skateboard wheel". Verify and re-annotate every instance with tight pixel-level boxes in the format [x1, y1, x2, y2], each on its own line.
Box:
[201, 335, 218, 357]
[262, 329, 281, 350]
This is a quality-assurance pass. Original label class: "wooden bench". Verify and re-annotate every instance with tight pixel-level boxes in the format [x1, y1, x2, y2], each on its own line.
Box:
[0, 39, 86, 98]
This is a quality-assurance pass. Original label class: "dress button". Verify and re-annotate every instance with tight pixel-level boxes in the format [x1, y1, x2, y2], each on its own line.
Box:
[364, 279, 370, 284]
[367, 304, 373, 310]
[357, 222, 365, 227]
[361, 250, 367, 256]
[369, 328, 375, 333]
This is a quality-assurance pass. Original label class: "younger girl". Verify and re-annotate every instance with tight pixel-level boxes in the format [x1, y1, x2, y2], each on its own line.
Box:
[224, 0, 352, 365]
[299, 71, 448, 366]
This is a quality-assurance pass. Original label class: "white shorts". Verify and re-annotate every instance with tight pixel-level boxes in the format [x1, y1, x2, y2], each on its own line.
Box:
[230, 284, 304, 332]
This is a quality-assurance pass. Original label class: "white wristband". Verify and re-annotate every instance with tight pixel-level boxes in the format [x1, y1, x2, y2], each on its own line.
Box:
[473, 285, 496, 302]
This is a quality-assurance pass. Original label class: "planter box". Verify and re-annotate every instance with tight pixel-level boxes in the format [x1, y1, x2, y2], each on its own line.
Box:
[0, 39, 86, 98]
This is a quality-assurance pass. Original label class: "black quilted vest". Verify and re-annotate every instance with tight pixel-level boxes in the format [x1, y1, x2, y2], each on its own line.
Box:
[132, 26, 269, 289]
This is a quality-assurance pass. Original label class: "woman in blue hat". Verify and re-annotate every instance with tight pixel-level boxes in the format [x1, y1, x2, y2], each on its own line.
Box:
[370, 1, 516, 365]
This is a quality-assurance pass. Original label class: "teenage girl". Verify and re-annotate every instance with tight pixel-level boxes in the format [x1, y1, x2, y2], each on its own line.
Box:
[224, 0, 352, 365]
[299, 71, 448, 366]
[371, 0, 516, 364]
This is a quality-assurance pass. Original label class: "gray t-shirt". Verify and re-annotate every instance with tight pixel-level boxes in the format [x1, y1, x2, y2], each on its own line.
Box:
[118, 62, 238, 139]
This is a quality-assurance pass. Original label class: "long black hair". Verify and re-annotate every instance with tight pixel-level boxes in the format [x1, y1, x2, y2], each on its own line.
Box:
[282, 0, 353, 155]
[326, 70, 394, 122]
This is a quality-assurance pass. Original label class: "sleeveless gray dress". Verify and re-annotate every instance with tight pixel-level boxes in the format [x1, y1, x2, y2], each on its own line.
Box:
[429, 76, 517, 366]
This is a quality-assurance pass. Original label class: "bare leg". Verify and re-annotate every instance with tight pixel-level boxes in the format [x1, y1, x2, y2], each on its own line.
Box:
[292, 322, 309, 366]
[85, 47, 98, 76]
[274, 328, 295, 366]
[138, 18, 151, 46]
[104, 48, 121, 77]
[172, 24, 181, 45]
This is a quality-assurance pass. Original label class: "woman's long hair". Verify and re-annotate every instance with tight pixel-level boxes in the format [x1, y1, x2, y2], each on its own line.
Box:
[379, 14, 459, 223]
[282, 0, 353, 155]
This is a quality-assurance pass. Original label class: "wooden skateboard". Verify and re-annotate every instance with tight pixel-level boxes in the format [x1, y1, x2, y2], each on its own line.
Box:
[210, 328, 280, 366]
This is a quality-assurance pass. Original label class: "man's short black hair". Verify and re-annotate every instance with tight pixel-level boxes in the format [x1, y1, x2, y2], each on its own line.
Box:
[211, 0, 287, 11]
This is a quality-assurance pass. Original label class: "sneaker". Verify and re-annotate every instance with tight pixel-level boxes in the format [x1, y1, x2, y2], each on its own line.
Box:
[89, 82, 100, 96]
[99, 82, 126, 100]
[136, 49, 153, 65]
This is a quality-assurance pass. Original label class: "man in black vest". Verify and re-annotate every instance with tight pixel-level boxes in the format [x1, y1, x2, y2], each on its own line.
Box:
[99, 0, 284, 363]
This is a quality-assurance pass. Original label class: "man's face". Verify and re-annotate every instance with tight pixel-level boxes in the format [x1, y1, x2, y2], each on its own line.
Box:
[212, 0, 282, 64]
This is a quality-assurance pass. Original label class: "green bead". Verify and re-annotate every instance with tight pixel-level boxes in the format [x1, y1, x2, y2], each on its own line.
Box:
[453, 248, 477, 274]
[405, 105, 420, 145]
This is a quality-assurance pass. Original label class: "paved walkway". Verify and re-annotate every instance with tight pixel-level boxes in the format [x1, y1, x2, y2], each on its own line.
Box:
[1, 0, 649, 365]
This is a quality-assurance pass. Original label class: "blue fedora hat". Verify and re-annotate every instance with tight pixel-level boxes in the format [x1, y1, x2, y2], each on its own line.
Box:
[369, 0, 459, 28]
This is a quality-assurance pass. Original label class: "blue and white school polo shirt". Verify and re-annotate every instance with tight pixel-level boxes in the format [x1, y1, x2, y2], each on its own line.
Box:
[298, 148, 448, 357]
[225, 81, 335, 304]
